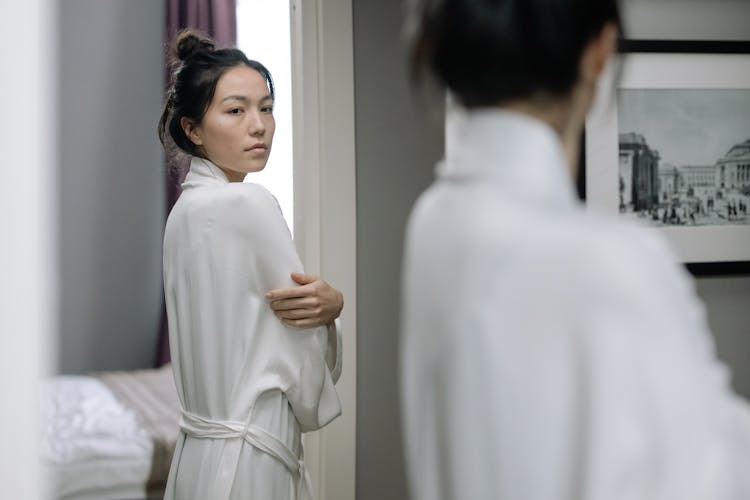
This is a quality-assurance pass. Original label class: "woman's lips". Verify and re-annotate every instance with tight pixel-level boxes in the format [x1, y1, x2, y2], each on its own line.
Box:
[245, 143, 268, 154]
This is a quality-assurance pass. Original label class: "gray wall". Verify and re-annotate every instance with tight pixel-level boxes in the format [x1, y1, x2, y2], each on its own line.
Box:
[622, 0, 750, 41]
[58, 0, 165, 374]
[353, 1, 444, 499]
[699, 277, 750, 398]
[354, 2, 750, 500]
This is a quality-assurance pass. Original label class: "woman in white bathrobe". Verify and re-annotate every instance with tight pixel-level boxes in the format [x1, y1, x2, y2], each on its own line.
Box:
[158, 30, 342, 500]
[401, 1, 750, 499]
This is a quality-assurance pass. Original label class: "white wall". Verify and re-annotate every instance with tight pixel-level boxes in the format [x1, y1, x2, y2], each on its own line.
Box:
[57, 0, 165, 373]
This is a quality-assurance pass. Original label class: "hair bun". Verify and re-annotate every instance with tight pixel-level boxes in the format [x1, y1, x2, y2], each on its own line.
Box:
[174, 29, 215, 61]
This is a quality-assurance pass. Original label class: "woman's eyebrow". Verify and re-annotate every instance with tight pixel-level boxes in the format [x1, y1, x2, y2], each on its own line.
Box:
[220, 94, 274, 103]
[220, 95, 248, 103]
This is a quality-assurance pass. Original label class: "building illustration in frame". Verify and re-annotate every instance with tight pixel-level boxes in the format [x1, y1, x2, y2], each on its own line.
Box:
[617, 89, 750, 227]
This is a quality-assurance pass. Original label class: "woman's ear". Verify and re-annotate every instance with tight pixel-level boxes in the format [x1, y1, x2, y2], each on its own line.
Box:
[580, 22, 618, 85]
[180, 116, 203, 146]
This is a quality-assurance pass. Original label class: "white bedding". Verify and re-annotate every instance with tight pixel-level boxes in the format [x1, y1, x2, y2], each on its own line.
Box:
[42, 370, 176, 500]
[49, 456, 152, 500]
[42, 376, 153, 464]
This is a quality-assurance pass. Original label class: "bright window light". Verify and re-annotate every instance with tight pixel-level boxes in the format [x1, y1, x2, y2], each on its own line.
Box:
[237, 0, 294, 235]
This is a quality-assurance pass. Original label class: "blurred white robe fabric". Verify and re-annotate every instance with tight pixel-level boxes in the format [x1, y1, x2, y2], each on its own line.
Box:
[400, 110, 750, 500]
[163, 157, 341, 500]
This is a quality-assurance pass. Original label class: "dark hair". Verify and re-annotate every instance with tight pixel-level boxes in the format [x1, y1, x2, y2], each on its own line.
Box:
[158, 29, 275, 159]
[408, 0, 621, 108]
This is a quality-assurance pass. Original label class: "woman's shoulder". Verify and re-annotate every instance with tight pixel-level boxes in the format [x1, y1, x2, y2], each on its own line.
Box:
[583, 211, 680, 267]
[480, 206, 689, 298]
[183, 181, 279, 216]
[237, 181, 283, 209]
[563, 210, 694, 301]
[213, 181, 276, 206]
[173, 182, 287, 239]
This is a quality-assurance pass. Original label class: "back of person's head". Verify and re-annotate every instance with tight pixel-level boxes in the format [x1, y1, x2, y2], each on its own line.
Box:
[158, 29, 275, 159]
[407, 0, 621, 108]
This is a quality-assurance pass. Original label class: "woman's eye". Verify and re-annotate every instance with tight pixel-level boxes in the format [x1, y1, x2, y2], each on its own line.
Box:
[229, 108, 243, 115]
[261, 106, 274, 113]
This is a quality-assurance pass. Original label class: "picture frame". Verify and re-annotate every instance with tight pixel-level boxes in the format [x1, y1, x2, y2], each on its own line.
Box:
[583, 39, 750, 276]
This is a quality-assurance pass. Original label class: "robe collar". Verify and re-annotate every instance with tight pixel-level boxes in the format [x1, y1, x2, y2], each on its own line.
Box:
[439, 109, 579, 210]
[182, 156, 231, 189]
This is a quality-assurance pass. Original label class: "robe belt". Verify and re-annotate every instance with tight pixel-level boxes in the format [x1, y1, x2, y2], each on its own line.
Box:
[179, 410, 313, 500]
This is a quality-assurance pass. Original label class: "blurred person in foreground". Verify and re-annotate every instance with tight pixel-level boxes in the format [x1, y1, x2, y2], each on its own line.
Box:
[400, 1, 750, 499]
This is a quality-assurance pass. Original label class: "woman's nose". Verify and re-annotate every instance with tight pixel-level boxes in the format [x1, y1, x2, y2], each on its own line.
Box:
[248, 112, 265, 136]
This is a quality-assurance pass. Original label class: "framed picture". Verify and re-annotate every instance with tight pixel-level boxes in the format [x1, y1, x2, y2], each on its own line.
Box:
[584, 40, 750, 274]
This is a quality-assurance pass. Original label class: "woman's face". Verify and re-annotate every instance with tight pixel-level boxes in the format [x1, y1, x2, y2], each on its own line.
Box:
[184, 65, 275, 182]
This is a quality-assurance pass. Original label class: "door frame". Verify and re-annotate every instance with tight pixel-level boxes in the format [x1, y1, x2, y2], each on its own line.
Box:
[291, 1, 357, 498]
[1, 0, 56, 497]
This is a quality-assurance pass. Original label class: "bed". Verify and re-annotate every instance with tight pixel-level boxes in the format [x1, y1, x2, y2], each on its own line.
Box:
[42, 364, 181, 500]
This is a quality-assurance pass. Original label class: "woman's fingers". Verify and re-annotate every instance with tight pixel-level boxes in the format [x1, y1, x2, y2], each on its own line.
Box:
[266, 273, 343, 328]
[274, 308, 321, 320]
[290, 272, 319, 285]
[269, 296, 319, 312]
[265, 283, 315, 301]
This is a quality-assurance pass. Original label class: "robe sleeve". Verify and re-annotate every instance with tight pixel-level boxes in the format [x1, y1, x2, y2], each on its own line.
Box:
[326, 319, 343, 384]
[429, 225, 750, 500]
[266, 188, 343, 384]
[541, 227, 750, 500]
[583, 227, 750, 500]
[208, 183, 342, 432]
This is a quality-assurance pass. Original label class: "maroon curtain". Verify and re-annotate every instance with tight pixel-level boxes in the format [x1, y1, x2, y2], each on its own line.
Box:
[155, 0, 237, 367]
[166, 0, 237, 48]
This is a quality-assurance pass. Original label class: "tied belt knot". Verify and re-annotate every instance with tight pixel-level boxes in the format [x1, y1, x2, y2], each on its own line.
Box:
[179, 410, 313, 500]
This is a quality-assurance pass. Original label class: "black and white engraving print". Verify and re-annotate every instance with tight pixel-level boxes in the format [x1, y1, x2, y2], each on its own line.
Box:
[618, 89, 750, 227]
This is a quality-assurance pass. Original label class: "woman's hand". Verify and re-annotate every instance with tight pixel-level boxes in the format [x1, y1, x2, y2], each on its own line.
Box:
[266, 272, 343, 328]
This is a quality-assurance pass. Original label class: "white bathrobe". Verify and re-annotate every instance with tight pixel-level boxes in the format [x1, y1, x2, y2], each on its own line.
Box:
[163, 157, 341, 500]
[401, 110, 750, 500]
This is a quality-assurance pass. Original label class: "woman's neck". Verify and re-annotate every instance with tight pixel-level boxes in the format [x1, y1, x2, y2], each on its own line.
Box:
[203, 157, 247, 183]
[499, 86, 591, 181]
[216, 166, 247, 183]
